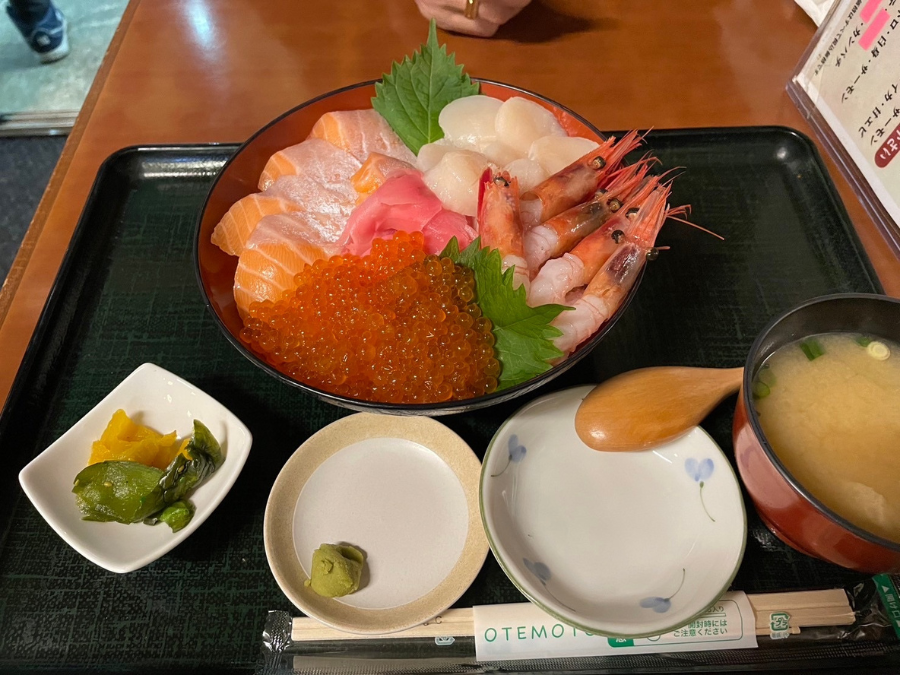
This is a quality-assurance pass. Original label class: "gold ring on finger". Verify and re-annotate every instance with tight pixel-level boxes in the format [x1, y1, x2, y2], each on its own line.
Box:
[464, 0, 480, 20]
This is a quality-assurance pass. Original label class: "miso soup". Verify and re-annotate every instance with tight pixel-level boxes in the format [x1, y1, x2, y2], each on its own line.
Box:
[752, 332, 900, 543]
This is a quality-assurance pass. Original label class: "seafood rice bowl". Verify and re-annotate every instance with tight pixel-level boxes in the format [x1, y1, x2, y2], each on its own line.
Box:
[195, 26, 686, 414]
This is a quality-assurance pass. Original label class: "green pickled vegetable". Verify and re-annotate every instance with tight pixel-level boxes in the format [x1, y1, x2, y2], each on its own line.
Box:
[73, 461, 165, 522]
[150, 420, 223, 509]
[146, 500, 195, 532]
[799, 338, 825, 361]
[73, 420, 223, 532]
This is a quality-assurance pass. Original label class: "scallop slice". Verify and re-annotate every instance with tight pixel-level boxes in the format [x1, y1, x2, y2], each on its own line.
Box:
[505, 158, 548, 193]
[417, 139, 457, 172]
[495, 97, 567, 155]
[529, 135, 601, 175]
[424, 150, 490, 217]
[483, 141, 521, 167]
[438, 95, 504, 150]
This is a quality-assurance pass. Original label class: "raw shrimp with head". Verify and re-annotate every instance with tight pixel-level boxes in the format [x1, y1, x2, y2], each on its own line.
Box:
[520, 130, 642, 228]
[527, 173, 661, 307]
[477, 168, 529, 290]
[523, 159, 652, 272]
[551, 185, 675, 356]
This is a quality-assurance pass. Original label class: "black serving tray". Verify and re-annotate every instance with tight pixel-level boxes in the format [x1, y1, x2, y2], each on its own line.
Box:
[0, 129, 897, 673]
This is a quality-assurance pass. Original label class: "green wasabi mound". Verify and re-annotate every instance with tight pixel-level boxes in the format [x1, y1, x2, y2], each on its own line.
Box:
[304, 543, 366, 598]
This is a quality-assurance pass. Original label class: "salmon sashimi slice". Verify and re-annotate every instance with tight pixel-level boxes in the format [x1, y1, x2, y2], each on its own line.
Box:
[309, 109, 416, 165]
[213, 166, 360, 257]
[350, 152, 417, 203]
[211, 193, 303, 257]
[233, 213, 340, 319]
[258, 138, 362, 191]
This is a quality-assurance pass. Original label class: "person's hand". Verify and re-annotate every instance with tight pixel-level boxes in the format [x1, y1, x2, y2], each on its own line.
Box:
[414, 0, 531, 37]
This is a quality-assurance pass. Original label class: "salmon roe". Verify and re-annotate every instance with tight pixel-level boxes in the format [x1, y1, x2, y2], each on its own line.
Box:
[241, 232, 500, 403]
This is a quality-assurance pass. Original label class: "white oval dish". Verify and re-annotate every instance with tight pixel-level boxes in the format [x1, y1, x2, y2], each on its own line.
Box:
[480, 385, 746, 638]
[18, 363, 253, 573]
[265, 413, 488, 634]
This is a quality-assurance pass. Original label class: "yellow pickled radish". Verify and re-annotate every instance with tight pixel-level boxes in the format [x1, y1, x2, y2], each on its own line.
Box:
[154, 437, 192, 469]
[89, 409, 181, 470]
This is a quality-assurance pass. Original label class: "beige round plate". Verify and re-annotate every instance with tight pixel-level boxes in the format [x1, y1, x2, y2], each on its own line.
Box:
[264, 413, 488, 634]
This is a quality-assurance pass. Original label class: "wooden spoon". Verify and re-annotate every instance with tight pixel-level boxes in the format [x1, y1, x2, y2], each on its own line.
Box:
[574, 367, 744, 452]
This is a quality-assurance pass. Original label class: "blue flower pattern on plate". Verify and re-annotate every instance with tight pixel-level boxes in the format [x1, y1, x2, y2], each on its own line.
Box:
[523, 558, 550, 583]
[491, 434, 527, 477]
[639, 596, 672, 614]
[640, 568, 685, 614]
[523, 557, 577, 613]
[685, 457, 715, 522]
[686, 457, 714, 482]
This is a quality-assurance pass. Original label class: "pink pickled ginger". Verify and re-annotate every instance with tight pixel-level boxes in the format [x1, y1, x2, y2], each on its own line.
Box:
[338, 173, 476, 256]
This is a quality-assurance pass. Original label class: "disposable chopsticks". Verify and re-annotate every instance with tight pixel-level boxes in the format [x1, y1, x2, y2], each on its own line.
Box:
[749, 589, 855, 631]
[290, 589, 854, 642]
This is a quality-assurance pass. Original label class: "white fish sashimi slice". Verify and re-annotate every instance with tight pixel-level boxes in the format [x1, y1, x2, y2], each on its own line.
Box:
[423, 150, 490, 217]
[259, 138, 361, 191]
[495, 97, 566, 155]
[505, 158, 548, 193]
[529, 136, 601, 175]
[417, 139, 457, 172]
[266, 175, 356, 242]
[438, 95, 504, 150]
[268, 174, 357, 214]
[352, 110, 418, 164]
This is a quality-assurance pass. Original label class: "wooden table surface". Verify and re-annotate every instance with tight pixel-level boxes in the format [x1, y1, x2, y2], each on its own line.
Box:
[1, 0, 898, 410]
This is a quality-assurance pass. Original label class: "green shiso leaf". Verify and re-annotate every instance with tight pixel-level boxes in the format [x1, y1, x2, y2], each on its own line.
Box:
[372, 19, 480, 154]
[442, 238, 571, 390]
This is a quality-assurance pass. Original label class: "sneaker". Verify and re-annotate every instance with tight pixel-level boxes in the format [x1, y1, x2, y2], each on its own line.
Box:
[6, 2, 70, 64]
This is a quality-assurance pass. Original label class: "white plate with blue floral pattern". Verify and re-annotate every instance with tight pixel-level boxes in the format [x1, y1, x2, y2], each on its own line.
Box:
[480, 385, 746, 638]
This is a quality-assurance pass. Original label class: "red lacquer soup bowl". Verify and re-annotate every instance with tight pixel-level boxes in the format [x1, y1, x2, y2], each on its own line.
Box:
[194, 80, 641, 415]
[733, 293, 900, 573]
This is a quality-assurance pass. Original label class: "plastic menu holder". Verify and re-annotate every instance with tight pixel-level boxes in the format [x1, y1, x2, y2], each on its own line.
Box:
[788, 0, 900, 255]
